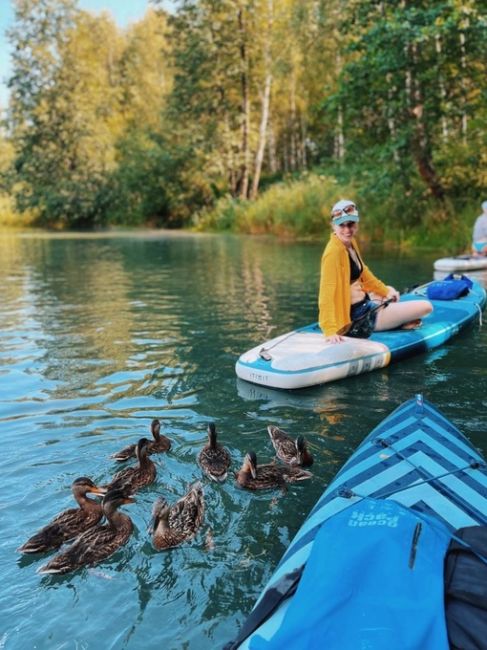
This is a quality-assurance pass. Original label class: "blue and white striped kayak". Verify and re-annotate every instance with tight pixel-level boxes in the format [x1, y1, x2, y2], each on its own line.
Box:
[235, 279, 486, 390]
[230, 395, 487, 650]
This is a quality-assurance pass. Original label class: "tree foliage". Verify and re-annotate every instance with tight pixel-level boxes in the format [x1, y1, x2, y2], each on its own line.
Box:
[327, 0, 486, 221]
[2, 0, 486, 231]
[7, 1, 174, 228]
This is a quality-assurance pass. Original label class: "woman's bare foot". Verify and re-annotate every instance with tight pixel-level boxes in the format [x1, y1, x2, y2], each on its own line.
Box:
[400, 318, 422, 330]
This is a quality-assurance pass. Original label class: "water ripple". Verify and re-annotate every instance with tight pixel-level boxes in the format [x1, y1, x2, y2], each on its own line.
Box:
[0, 232, 485, 648]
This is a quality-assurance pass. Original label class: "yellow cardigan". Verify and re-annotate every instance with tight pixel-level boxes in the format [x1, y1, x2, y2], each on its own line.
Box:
[318, 234, 389, 336]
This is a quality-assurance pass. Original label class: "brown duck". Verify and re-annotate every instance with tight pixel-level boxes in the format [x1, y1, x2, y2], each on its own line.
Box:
[17, 477, 107, 554]
[38, 489, 135, 575]
[105, 438, 156, 493]
[110, 419, 171, 462]
[235, 451, 312, 491]
[198, 422, 231, 482]
[152, 482, 205, 550]
[267, 425, 314, 467]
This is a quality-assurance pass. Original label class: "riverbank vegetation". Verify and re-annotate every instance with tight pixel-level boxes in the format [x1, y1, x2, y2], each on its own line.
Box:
[0, 0, 485, 249]
[195, 173, 473, 250]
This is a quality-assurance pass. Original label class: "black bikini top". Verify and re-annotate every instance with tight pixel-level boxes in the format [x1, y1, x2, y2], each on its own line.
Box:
[349, 248, 363, 282]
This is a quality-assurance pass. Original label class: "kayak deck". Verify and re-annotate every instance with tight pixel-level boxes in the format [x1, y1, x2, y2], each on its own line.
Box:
[234, 395, 487, 649]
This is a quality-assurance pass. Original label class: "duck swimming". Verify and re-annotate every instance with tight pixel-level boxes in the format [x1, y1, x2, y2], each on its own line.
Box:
[152, 482, 205, 550]
[267, 425, 314, 467]
[110, 419, 171, 462]
[105, 438, 156, 493]
[236, 451, 312, 491]
[198, 422, 231, 482]
[17, 477, 107, 554]
[38, 489, 135, 575]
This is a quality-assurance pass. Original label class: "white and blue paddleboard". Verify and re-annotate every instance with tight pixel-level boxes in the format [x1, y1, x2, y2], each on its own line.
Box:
[434, 255, 487, 272]
[228, 395, 487, 650]
[235, 279, 486, 390]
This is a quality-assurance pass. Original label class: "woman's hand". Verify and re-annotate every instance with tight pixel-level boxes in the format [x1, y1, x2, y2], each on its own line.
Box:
[385, 286, 400, 302]
[325, 334, 345, 344]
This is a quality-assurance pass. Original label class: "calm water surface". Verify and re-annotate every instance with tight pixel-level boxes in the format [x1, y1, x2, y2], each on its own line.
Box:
[1, 230, 486, 649]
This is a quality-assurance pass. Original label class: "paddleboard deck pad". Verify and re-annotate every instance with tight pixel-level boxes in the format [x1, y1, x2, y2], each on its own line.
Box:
[235, 280, 486, 390]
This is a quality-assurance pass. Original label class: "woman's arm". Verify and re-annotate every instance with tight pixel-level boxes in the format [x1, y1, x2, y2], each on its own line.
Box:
[319, 248, 343, 337]
[359, 262, 389, 297]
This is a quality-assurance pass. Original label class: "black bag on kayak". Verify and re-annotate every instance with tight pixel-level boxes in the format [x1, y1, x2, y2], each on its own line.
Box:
[444, 526, 487, 650]
[426, 274, 473, 301]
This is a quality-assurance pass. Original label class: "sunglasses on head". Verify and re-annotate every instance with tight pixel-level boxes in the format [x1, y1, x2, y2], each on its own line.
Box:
[331, 204, 357, 218]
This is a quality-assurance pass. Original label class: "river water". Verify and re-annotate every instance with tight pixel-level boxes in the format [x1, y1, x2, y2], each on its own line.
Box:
[1, 230, 486, 649]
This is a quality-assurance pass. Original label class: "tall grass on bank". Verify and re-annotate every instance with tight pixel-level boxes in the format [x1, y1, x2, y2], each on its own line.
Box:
[0, 194, 36, 227]
[195, 172, 474, 252]
[195, 174, 358, 238]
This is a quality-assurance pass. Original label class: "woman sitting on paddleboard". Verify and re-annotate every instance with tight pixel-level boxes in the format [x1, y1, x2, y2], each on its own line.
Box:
[319, 199, 433, 344]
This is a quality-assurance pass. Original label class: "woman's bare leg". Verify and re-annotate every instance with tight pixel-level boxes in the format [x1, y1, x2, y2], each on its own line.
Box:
[374, 300, 433, 331]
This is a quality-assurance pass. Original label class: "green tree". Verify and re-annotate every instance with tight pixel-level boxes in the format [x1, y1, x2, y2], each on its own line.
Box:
[326, 0, 486, 214]
[164, 0, 342, 200]
[8, 2, 125, 227]
[165, 0, 249, 198]
[7, 0, 81, 225]
[105, 9, 185, 226]
[8, 1, 178, 228]
[119, 8, 172, 130]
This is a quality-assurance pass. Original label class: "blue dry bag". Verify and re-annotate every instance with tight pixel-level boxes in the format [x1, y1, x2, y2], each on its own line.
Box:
[426, 274, 473, 301]
[248, 499, 452, 650]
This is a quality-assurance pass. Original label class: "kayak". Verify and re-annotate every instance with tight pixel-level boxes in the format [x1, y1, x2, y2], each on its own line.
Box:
[235, 279, 486, 390]
[434, 255, 487, 272]
[228, 395, 487, 650]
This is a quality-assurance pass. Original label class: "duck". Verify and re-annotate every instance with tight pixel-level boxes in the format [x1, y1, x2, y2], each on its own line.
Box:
[38, 489, 135, 575]
[198, 422, 231, 482]
[235, 451, 312, 491]
[17, 477, 107, 554]
[105, 438, 156, 493]
[151, 482, 205, 550]
[110, 419, 171, 462]
[267, 425, 314, 467]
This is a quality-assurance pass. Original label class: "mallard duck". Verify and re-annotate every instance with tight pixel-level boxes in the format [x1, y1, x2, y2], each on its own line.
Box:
[17, 477, 107, 554]
[235, 451, 312, 491]
[105, 438, 156, 493]
[38, 489, 135, 575]
[198, 422, 231, 482]
[267, 425, 314, 467]
[110, 419, 171, 462]
[152, 482, 205, 550]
